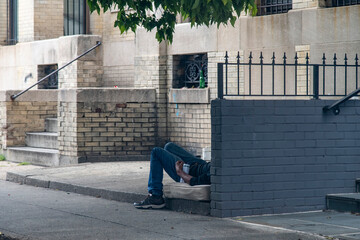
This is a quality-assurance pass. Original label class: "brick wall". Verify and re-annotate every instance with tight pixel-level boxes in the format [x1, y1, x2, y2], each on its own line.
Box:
[58, 35, 103, 89]
[0, 90, 57, 150]
[103, 65, 134, 88]
[168, 103, 211, 156]
[135, 54, 168, 146]
[34, 0, 63, 41]
[0, 1, 6, 45]
[58, 88, 157, 165]
[211, 99, 360, 217]
[18, 0, 34, 42]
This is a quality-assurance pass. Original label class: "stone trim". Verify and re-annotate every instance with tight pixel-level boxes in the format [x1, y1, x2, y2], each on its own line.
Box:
[168, 88, 210, 104]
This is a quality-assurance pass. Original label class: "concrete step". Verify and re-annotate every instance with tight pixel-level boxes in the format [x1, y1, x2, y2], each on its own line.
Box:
[5, 147, 59, 167]
[45, 118, 58, 132]
[26, 132, 58, 149]
[326, 193, 360, 213]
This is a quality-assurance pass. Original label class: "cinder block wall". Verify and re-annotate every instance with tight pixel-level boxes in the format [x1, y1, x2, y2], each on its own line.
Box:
[211, 99, 360, 217]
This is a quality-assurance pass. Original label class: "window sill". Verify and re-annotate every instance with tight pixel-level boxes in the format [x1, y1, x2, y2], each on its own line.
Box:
[169, 88, 210, 104]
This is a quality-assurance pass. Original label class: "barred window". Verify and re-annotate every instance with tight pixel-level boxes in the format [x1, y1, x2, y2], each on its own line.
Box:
[64, 0, 88, 35]
[257, 0, 292, 16]
[332, 0, 360, 6]
[173, 54, 208, 89]
[7, 0, 18, 45]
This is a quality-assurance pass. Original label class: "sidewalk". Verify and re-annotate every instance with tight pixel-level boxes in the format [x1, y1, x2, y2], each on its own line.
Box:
[4, 161, 172, 203]
[3, 161, 360, 240]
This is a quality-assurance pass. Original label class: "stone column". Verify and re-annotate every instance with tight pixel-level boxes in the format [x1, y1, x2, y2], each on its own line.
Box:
[134, 28, 168, 146]
[57, 35, 103, 89]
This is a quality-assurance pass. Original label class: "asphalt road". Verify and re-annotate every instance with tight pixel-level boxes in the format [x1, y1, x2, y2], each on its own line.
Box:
[0, 180, 328, 240]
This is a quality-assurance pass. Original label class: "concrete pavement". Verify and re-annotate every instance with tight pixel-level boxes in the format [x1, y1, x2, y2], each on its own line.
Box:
[2, 161, 360, 239]
[0, 180, 326, 240]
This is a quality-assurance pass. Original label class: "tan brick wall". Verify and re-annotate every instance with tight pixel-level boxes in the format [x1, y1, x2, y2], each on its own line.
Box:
[58, 35, 103, 89]
[58, 88, 157, 163]
[0, 101, 57, 149]
[135, 54, 168, 145]
[292, 0, 327, 9]
[18, 0, 34, 42]
[168, 103, 211, 156]
[0, 102, 6, 150]
[103, 65, 134, 87]
[295, 45, 311, 95]
[0, 1, 6, 45]
[75, 102, 157, 158]
[34, 0, 63, 41]
[58, 101, 77, 157]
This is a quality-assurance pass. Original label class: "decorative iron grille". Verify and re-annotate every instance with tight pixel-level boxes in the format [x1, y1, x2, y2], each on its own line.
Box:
[185, 60, 208, 87]
[258, 0, 292, 16]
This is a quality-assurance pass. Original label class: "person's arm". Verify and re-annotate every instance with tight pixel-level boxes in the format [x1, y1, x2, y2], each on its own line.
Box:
[175, 161, 193, 184]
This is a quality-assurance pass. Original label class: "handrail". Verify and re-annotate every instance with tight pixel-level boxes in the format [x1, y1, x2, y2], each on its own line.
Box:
[323, 87, 360, 115]
[10, 41, 102, 100]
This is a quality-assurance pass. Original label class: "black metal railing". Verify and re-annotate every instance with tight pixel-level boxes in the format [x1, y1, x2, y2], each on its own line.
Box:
[218, 51, 360, 100]
[11, 41, 102, 100]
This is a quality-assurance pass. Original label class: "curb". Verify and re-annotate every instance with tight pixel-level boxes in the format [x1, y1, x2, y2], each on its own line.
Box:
[6, 172, 146, 203]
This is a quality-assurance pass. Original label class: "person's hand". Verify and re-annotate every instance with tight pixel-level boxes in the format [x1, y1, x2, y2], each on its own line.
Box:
[175, 160, 184, 175]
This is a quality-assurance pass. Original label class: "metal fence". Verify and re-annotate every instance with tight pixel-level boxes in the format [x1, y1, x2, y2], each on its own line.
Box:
[218, 51, 360, 99]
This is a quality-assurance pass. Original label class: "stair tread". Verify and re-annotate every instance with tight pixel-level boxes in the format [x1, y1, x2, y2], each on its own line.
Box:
[327, 193, 360, 200]
[7, 146, 59, 154]
[26, 132, 57, 136]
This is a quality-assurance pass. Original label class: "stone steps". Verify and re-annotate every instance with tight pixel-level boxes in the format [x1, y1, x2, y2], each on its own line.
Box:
[5, 147, 59, 167]
[45, 118, 58, 133]
[326, 193, 360, 213]
[5, 118, 59, 167]
[26, 132, 58, 149]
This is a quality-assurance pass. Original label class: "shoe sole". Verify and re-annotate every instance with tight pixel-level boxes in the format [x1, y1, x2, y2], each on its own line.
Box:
[134, 203, 166, 209]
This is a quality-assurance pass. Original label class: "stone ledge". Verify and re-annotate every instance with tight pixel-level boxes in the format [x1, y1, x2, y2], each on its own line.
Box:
[164, 182, 210, 201]
[169, 88, 210, 104]
[0, 90, 58, 102]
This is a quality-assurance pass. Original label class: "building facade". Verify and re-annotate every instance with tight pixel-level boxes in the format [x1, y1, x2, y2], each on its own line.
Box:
[0, 0, 359, 163]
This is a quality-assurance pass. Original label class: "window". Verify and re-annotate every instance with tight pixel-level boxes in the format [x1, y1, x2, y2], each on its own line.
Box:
[64, 0, 88, 35]
[257, 0, 292, 16]
[332, 0, 360, 6]
[173, 54, 208, 88]
[7, 0, 18, 45]
[38, 65, 58, 89]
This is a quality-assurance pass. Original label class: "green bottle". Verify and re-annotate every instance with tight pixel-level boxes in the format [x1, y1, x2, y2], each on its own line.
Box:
[199, 70, 205, 89]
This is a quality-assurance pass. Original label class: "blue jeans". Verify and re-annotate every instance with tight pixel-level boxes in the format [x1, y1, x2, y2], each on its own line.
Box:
[148, 142, 207, 196]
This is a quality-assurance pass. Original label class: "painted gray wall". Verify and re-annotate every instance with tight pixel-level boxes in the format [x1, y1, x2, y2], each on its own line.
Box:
[211, 99, 360, 217]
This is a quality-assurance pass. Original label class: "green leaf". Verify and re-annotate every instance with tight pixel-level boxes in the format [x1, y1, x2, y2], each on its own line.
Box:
[192, 0, 201, 9]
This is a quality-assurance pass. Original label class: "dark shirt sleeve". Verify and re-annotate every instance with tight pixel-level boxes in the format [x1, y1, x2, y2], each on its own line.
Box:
[189, 172, 211, 186]
[189, 162, 211, 186]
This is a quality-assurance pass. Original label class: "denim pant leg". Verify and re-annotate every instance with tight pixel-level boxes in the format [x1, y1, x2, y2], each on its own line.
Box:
[148, 147, 182, 196]
[164, 142, 207, 165]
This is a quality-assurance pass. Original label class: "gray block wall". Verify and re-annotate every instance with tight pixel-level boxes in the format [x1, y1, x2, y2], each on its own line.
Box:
[211, 99, 360, 218]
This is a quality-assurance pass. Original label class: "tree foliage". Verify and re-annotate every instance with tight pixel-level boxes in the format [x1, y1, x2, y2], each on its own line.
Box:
[87, 0, 256, 43]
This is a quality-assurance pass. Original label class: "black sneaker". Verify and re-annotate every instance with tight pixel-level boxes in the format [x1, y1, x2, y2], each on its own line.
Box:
[134, 194, 165, 209]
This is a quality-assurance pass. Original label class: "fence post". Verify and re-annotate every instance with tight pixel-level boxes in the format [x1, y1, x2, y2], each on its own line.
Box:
[218, 63, 224, 99]
[313, 64, 319, 99]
